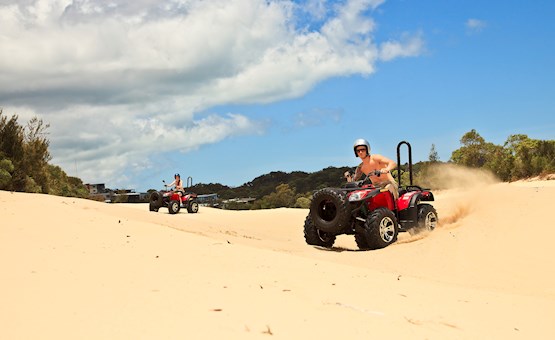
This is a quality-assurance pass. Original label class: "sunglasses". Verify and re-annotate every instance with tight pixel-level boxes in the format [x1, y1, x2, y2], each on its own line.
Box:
[356, 148, 367, 153]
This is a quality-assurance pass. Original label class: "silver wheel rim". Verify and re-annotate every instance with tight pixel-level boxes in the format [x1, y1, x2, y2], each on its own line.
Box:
[379, 217, 396, 243]
[192, 202, 198, 212]
[425, 212, 437, 230]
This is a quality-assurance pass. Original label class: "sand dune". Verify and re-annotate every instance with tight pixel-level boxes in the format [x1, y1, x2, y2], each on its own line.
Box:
[2, 175, 555, 339]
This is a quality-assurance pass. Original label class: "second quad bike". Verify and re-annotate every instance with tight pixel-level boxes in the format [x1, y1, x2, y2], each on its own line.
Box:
[304, 141, 438, 250]
[149, 176, 199, 214]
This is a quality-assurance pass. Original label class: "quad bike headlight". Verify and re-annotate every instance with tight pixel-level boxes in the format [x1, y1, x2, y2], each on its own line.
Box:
[349, 191, 367, 202]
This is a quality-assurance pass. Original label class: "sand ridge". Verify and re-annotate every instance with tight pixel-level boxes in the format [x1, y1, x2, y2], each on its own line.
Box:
[1, 175, 555, 338]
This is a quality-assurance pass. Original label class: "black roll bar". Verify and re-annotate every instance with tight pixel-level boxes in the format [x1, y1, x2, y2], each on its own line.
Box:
[396, 141, 413, 187]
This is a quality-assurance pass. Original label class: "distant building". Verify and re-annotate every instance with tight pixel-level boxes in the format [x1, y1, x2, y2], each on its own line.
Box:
[221, 197, 256, 209]
[85, 183, 147, 203]
[86, 183, 112, 202]
[85, 183, 106, 195]
[197, 193, 219, 207]
[223, 197, 256, 204]
[113, 191, 146, 203]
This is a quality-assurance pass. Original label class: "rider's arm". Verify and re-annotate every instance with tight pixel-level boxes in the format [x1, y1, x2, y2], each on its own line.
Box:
[166, 180, 176, 187]
[353, 164, 363, 181]
[375, 154, 397, 173]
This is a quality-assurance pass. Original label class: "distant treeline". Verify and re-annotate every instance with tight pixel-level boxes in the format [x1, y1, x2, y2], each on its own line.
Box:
[449, 129, 554, 181]
[190, 129, 554, 209]
[2, 110, 553, 206]
[189, 167, 353, 209]
[0, 110, 89, 197]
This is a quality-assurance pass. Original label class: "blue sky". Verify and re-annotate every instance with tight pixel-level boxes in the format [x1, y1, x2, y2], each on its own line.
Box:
[1, 0, 553, 192]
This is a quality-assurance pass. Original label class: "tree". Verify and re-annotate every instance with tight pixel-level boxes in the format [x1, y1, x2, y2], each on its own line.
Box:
[0, 112, 25, 191]
[504, 134, 555, 179]
[450, 130, 554, 181]
[428, 144, 440, 162]
[22, 117, 51, 193]
[0, 111, 87, 197]
[294, 196, 311, 208]
[0, 158, 14, 189]
[256, 183, 296, 209]
[66, 176, 89, 197]
[45, 165, 88, 197]
[483, 143, 513, 181]
[450, 129, 490, 168]
[294, 192, 312, 208]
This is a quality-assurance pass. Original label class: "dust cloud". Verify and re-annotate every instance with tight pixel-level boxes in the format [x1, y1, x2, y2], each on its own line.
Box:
[400, 164, 500, 241]
[418, 163, 499, 190]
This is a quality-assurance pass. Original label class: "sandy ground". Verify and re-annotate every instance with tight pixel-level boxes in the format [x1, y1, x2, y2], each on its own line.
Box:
[2, 173, 555, 339]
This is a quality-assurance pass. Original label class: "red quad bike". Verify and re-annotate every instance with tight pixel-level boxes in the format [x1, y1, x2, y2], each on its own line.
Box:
[304, 141, 438, 250]
[149, 176, 199, 214]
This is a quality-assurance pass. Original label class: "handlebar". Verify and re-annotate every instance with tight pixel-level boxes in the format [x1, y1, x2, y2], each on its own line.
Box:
[369, 170, 383, 176]
[361, 170, 381, 185]
[344, 169, 387, 183]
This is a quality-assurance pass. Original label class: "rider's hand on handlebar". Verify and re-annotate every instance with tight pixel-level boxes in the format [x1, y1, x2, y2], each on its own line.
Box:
[380, 168, 389, 174]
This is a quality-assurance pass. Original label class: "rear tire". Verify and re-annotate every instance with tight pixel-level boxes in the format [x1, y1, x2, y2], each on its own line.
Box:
[187, 200, 199, 213]
[303, 215, 336, 248]
[168, 200, 181, 214]
[149, 202, 159, 212]
[309, 188, 351, 234]
[360, 208, 398, 250]
[411, 204, 438, 234]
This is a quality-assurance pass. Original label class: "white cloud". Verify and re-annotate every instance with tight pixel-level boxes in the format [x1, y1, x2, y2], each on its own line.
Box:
[36, 103, 262, 185]
[466, 18, 487, 34]
[379, 31, 424, 61]
[303, 0, 328, 21]
[0, 0, 423, 186]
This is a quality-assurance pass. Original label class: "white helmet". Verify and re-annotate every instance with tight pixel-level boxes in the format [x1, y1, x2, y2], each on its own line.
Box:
[353, 138, 371, 157]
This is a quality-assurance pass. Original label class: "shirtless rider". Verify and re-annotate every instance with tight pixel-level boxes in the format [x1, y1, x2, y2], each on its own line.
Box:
[344, 139, 399, 200]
